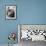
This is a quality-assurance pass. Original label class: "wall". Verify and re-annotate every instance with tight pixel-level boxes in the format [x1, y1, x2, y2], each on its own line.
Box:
[0, 0, 46, 44]
[19, 0, 46, 24]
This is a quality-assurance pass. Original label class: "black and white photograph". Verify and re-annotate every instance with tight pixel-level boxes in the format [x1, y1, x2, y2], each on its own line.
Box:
[18, 25, 46, 46]
[6, 5, 16, 20]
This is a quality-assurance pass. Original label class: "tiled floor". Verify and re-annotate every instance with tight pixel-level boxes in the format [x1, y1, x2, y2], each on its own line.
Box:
[0, 41, 46, 46]
[19, 40, 46, 46]
[0, 44, 18, 46]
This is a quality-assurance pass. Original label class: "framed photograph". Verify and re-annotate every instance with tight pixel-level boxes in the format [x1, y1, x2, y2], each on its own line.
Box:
[5, 5, 16, 20]
[18, 24, 46, 42]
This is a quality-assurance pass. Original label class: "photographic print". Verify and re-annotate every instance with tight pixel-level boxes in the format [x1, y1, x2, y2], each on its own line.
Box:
[18, 24, 46, 41]
[6, 5, 16, 20]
